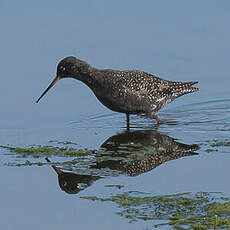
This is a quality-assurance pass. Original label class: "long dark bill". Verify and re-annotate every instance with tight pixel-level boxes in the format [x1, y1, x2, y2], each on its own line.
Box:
[36, 76, 60, 103]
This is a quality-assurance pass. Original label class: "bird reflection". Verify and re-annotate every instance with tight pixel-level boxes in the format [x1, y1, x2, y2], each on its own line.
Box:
[45, 157, 100, 194]
[93, 129, 199, 176]
[46, 129, 199, 194]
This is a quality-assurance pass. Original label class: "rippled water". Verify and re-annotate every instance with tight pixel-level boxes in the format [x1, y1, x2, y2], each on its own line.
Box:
[1, 1, 230, 229]
[1, 97, 229, 229]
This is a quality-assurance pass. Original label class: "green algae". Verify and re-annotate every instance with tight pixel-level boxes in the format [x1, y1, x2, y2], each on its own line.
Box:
[205, 149, 218, 153]
[198, 138, 230, 154]
[199, 139, 230, 148]
[6, 160, 45, 167]
[63, 149, 93, 156]
[208, 139, 230, 147]
[0, 142, 142, 176]
[0, 145, 94, 157]
[81, 192, 230, 229]
[48, 140, 79, 145]
[206, 202, 230, 216]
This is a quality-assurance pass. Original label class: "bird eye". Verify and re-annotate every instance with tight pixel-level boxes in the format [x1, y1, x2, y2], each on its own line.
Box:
[59, 66, 66, 71]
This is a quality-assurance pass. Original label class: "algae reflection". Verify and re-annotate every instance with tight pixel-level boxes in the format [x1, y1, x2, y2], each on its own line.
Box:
[46, 129, 198, 194]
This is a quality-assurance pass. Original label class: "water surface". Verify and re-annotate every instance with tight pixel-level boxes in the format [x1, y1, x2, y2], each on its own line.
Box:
[0, 1, 230, 229]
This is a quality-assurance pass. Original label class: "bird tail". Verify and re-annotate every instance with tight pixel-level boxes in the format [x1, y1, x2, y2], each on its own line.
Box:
[169, 81, 199, 97]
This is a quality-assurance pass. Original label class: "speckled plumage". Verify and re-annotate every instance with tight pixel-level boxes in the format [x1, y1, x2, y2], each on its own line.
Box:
[89, 69, 198, 119]
[94, 129, 199, 176]
[36, 56, 199, 125]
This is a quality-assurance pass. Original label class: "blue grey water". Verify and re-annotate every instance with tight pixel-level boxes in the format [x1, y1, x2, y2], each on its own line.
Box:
[0, 0, 230, 229]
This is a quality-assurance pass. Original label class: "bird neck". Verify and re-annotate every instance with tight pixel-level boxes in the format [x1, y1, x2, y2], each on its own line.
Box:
[75, 66, 95, 87]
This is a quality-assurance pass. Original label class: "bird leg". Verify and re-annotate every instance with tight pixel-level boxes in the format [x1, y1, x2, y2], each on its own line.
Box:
[126, 113, 130, 131]
[155, 114, 163, 124]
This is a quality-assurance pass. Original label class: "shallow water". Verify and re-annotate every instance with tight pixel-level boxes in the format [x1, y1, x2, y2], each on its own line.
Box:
[1, 1, 230, 229]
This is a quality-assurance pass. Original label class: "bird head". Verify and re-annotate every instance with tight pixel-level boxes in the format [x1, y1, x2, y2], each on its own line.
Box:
[36, 56, 90, 103]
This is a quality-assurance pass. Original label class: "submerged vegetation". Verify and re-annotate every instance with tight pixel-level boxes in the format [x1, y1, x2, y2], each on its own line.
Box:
[0, 145, 93, 157]
[199, 138, 230, 153]
[82, 191, 230, 229]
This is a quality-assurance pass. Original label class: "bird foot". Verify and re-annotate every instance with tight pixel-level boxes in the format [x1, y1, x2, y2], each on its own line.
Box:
[156, 119, 164, 124]
[155, 115, 164, 124]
